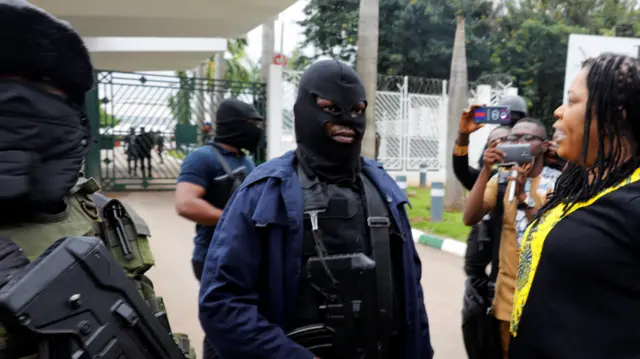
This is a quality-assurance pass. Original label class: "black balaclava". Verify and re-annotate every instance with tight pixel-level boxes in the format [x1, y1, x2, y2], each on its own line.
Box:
[294, 60, 367, 183]
[214, 98, 264, 153]
[0, 80, 91, 216]
[0, 0, 94, 218]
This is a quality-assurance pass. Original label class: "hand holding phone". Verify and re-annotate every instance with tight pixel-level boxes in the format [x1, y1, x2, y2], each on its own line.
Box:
[482, 146, 506, 170]
[497, 143, 533, 166]
[459, 104, 486, 134]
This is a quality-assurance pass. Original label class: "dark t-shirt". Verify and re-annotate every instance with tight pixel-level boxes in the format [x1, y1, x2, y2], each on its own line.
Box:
[510, 180, 640, 359]
[177, 142, 255, 263]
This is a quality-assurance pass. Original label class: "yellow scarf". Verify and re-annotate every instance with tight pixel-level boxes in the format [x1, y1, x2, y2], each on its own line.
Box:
[510, 167, 640, 336]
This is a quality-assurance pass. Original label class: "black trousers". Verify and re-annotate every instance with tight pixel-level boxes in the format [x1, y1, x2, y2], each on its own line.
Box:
[192, 260, 218, 359]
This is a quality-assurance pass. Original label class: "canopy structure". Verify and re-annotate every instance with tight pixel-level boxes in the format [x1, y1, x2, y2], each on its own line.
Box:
[32, 0, 296, 71]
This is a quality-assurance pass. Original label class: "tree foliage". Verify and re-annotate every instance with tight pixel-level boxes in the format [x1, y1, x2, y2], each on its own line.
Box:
[221, 39, 260, 84]
[299, 0, 497, 79]
[168, 70, 195, 125]
[99, 107, 121, 128]
[299, 0, 640, 127]
[168, 38, 261, 126]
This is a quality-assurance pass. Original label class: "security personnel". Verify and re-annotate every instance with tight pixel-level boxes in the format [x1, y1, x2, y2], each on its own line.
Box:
[199, 60, 433, 359]
[0, 1, 194, 358]
[176, 98, 263, 359]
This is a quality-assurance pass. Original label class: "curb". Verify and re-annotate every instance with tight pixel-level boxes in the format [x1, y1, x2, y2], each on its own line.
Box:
[411, 228, 466, 258]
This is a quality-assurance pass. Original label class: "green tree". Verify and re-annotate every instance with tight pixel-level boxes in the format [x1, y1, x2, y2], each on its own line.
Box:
[167, 38, 262, 127]
[491, 16, 589, 127]
[300, 0, 640, 123]
[168, 70, 195, 125]
[99, 107, 121, 128]
[223, 39, 260, 84]
[298, 0, 497, 81]
[288, 48, 313, 71]
[490, 0, 639, 128]
[204, 38, 261, 97]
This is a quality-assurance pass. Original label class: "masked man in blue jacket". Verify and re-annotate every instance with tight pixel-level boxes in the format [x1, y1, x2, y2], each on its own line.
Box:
[198, 60, 434, 359]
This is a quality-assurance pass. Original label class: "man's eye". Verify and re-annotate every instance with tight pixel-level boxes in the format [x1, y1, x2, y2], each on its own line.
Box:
[322, 106, 341, 114]
[352, 108, 364, 117]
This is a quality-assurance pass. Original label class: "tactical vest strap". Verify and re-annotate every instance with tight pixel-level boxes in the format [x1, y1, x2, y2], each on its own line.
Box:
[360, 174, 394, 353]
[297, 166, 329, 214]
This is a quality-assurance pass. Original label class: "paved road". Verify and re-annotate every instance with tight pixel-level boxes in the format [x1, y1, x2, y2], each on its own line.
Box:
[117, 191, 467, 359]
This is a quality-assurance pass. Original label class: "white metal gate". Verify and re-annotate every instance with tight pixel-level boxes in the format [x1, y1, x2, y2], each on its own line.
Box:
[376, 91, 446, 171]
[376, 74, 447, 172]
[375, 91, 404, 170]
[406, 94, 446, 170]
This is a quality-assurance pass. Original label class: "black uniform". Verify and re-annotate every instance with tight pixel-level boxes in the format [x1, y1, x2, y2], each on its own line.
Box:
[291, 60, 402, 358]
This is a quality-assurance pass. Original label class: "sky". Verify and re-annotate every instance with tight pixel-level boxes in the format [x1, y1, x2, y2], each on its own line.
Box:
[244, 0, 309, 63]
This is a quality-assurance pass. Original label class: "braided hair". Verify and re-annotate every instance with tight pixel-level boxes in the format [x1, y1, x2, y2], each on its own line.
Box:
[535, 53, 640, 221]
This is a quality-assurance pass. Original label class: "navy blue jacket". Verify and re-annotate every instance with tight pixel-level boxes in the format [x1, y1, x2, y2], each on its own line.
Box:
[199, 151, 434, 359]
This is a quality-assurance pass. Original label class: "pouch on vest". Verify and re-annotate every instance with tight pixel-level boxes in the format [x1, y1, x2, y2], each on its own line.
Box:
[90, 193, 155, 277]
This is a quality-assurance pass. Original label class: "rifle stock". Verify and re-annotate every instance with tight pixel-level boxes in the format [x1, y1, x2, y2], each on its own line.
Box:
[0, 236, 187, 359]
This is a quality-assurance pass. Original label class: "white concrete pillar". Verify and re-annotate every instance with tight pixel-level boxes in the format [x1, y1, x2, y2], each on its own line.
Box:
[468, 85, 493, 168]
[194, 62, 206, 127]
[267, 64, 284, 160]
[438, 82, 448, 172]
[261, 18, 276, 84]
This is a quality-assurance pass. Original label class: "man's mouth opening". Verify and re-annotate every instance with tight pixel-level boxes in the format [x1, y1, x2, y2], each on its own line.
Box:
[328, 124, 356, 144]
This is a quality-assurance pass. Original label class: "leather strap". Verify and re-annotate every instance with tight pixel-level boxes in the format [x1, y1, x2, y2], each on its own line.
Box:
[360, 174, 394, 356]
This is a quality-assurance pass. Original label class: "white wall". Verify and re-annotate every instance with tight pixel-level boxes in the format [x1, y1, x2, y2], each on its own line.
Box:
[564, 34, 640, 104]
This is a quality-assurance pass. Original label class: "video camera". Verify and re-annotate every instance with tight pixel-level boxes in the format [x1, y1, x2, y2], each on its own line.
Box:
[0, 236, 187, 359]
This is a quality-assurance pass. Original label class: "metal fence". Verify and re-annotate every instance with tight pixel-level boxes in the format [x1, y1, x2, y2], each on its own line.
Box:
[281, 70, 514, 172]
[94, 71, 266, 191]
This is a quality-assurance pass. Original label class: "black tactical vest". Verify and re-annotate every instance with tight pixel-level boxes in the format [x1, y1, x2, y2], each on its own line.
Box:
[293, 165, 402, 358]
[295, 167, 370, 326]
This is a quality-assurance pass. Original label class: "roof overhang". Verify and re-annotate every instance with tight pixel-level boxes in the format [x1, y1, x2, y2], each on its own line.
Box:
[31, 0, 297, 38]
[84, 37, 227, 71]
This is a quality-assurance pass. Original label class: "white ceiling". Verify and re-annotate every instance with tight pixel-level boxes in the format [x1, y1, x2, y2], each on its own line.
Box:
[31, 0, 296, 38]
[89, 52, 218, 72]
[30, 0, 297, 71]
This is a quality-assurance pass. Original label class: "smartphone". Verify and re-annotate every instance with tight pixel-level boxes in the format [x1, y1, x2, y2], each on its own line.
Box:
[497, 143, 533, 166]
[474, 106, 511, 125]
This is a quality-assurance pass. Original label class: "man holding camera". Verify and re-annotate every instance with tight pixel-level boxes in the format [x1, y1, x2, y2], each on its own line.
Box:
[463, 118, 561, 359]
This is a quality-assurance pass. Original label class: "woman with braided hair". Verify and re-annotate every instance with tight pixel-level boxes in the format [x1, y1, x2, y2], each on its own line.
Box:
[509, 53, 640, 358]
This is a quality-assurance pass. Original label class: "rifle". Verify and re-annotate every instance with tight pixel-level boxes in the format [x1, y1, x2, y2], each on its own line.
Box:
[0, 236, 188, 359]
[289, 253, 379, 358]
